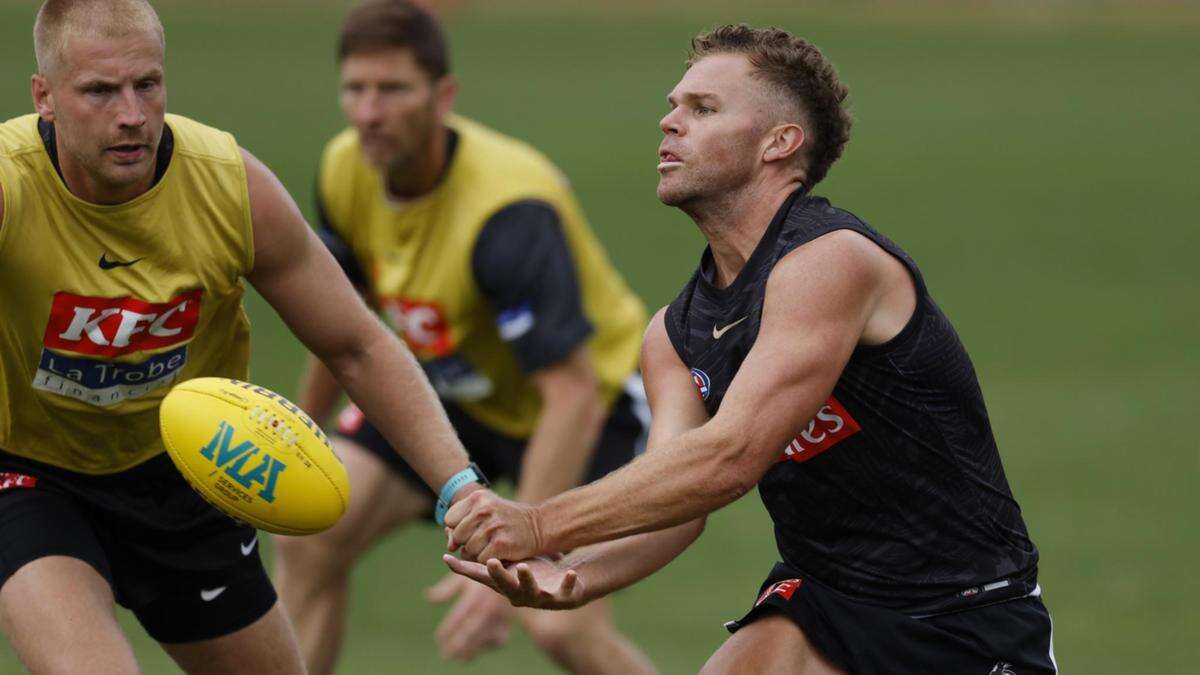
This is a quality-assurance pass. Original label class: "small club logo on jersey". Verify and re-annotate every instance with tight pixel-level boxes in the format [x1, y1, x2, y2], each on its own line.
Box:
[0, 473, 38, 491]
[33, 290, 203, 407]
[989, 663, 1016, 675]
[778, 396, 861, 464]
[381, 297, 454, 357]
[497, 302, 536, 341]
[755, 578, 803, 606]
[690, 368, 711, 401]
[199, 420, 288, 504]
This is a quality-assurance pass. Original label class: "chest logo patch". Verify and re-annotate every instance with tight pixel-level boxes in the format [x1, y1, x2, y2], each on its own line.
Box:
[690, 368, 712, 401]
[34, 290, 203, 407]
[779, 396, 861, 463]
[712, 315, 748, 340]
[381, 297, 454, 358]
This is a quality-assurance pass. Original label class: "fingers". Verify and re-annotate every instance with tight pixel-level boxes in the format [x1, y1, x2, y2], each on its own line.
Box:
[486, 558, 525, 599]
[425, 571, 462, 604]
[561, 569, 577, 597]
[447, 494, 493, 553]
[516, 563, 539, 597]
[442, 554, 495, 589]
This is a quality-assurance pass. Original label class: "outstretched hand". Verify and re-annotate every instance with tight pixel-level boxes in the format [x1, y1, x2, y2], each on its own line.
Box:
[442, 554, 588, 611]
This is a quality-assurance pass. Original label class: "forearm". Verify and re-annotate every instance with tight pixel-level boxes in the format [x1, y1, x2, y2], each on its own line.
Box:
[515, 392, 605, 505]
[321, 325, 469, 491]
[297, 353, 343, 423]
[537, 425, 759, 554]
[565, 518, 705, 603]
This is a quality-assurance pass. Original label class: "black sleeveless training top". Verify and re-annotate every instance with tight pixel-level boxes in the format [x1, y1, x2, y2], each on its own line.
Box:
[664, 190, 1039, 616]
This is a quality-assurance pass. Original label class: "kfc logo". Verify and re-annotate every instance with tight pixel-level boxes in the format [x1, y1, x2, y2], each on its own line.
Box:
[34, 290, 202, 406]
[43, 290, 202, 358]
[381, 298, 454, 357]
[779, 396, 861, 463]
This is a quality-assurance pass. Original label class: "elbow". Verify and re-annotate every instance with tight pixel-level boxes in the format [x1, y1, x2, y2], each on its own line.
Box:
[701, 428, 763, 506]
[315, 322, 392, 385]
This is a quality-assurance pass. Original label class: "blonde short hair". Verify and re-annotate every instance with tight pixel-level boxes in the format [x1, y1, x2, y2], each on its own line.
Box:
[34, 0, 165, 76]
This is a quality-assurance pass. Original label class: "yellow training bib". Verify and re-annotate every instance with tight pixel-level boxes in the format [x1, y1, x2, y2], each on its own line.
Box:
[319, 114, 645, 437]
[0, 113, 254, 474]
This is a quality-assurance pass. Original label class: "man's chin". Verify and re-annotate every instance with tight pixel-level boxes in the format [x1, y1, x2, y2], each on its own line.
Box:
[656, 181, 692, 207]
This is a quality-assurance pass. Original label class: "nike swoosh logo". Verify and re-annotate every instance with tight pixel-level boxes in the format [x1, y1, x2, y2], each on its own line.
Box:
[98, 253, 142, 270]
[240, 537, 258, 556]
[712, 316, 748, 340]
[200, 586, 227, 602]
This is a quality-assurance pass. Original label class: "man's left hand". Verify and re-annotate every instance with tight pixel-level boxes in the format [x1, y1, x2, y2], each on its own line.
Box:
[445, 490, 545, 562]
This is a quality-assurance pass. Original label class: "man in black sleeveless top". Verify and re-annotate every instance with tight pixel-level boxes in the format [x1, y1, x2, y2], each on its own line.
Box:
[441, 25, 1057, 674]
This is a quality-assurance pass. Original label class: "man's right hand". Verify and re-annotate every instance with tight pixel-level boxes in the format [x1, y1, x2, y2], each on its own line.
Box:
[441, 554, 588, 610]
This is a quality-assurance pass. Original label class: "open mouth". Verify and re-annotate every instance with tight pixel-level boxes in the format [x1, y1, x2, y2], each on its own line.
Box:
[657, 150, 683, 171]
[108, 143, 148, 161]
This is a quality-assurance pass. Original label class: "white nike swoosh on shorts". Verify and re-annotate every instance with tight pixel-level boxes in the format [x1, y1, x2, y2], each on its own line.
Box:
[200, 586, 227, 602]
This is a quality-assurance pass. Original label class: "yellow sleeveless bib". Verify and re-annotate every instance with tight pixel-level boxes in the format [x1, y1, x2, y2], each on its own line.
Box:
[319, 115, 645, 437]
[0, 113, 254, 474]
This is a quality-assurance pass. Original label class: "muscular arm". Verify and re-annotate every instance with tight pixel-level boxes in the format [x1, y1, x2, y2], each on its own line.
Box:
[241, 148, 473, 493]
[447, 230, 913, 560]
[446, 309, 709, 606]
[548, 309, 710, 600]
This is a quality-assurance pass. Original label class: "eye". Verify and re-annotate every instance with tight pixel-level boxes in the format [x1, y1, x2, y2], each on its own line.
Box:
[136, 79, 158, 92]
[695, 106, 714, 116]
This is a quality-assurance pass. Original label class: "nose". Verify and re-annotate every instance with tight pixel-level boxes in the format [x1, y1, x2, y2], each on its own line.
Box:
[659, 107, 684, 137]
[351, 91, 385, 129]
[116, 85, 146, 130]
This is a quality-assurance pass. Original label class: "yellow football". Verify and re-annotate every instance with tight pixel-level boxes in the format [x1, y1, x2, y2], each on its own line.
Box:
[159, 377, 349, 535]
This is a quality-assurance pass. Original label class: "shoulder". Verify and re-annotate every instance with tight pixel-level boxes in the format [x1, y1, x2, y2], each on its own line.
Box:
[450, 115, 569, 189]
[0, 115, 42, 157]
[0, 115, 45, 232]
[165, 113, 241, 164]
[316, 128, 372, 217]
[319, 127, 364, 173]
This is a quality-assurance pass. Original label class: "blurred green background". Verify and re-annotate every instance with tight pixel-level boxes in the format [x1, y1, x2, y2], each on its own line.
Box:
[1, 1, 1197, 672]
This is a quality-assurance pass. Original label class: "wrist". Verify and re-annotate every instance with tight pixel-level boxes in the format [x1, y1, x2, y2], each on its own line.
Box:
[451, 481, 485, 504]
[435, 462, 489, 526]
[529, 502, 552, 555]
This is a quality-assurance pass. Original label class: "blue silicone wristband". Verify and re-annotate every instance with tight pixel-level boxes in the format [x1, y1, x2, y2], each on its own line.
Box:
[435, 465, 482, 526]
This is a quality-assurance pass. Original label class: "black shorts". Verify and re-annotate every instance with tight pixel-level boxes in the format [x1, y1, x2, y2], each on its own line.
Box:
[727, 562, 1058, 675]
[336, 388, 647, 517]
[0, 449, 277, 643]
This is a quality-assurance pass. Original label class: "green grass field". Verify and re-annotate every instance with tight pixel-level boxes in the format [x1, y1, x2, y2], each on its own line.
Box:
[1, 1, 1197, 672]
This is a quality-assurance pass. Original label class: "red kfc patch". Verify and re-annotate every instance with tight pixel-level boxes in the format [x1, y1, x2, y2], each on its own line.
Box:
[756, 578, 803, 606]
[42, 290, 202, 358]
[0, 473, 38, 491]
[380, 298, 453, 357]
[779, 396, 861, 464]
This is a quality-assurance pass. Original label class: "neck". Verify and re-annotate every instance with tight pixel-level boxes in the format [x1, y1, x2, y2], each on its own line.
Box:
[385, 125, 450, 199]
[684, 178, 801, 288]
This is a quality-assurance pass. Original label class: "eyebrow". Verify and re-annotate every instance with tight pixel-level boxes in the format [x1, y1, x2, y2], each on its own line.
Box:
[666, 91, 720, 106]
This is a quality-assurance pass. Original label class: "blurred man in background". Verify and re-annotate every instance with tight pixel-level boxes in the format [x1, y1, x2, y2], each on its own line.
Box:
[443, 24, 1056, 675]
[272, 1, 655, 673]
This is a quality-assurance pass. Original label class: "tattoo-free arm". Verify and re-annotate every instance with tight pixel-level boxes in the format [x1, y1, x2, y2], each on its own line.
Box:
[241, 148, 473, 493]
[532, 232, 889, 552]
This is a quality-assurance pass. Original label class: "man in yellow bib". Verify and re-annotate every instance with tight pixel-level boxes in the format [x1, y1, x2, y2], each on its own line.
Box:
[272, 1, 655, 673]
[0, 1, 490, 672]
